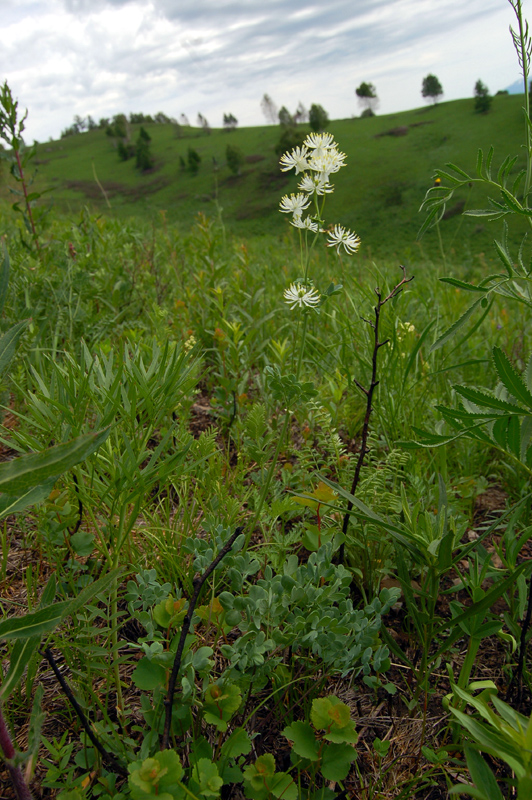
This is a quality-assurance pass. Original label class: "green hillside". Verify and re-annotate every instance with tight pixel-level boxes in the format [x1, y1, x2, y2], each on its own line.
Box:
[3, 93, 530, 262]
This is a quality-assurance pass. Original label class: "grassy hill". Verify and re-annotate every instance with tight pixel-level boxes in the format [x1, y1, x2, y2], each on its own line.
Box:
[2, 93, 530, 263]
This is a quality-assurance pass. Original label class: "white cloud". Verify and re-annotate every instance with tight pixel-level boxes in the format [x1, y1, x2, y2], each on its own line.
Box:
[0, 0, 526, 142]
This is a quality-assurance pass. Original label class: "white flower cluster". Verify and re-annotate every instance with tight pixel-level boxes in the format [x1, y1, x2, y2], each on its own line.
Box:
[278, 133, 360, 257]
[283, 282, 321, 310]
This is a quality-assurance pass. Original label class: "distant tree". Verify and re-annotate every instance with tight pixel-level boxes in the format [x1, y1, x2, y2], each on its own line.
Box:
[86, 115, 97, 131]
[110, 113, 128, 139]
[117, 140, 135, 161]
[73, 115, 86, 133]
[355, 82, 379, 115]
[360, 108, 375, 118]
[261, 93, 278, 124]
[474, 80, 492, 113]
[293, 102, 308, 124]
[422, 74, 443, 104]
[197, 112, 211, 134]
[187, 146, 201, 174]
[308, 103, 329, 132]
[99, 117, 110, 129]
[226, 144, 244, 175]
[278, 105, 295, 127]
[179, 113, 190, 127]
[223, 113, 238, 131]
[154, 111, 170, 124]
[135, 126, 153, 170]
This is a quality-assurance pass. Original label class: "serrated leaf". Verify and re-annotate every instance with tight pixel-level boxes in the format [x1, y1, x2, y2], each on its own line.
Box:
[454, 385, 528, 414]
[492, 416, 509, 449]
[220, 727, 252, 759]
[430, 298, 484, 353]
[507, 415, 521, 458]
[320, 742, 356, 782]
[440, 278, 489, 293]
[492, 347, 532, 409]
[283, 721, 319, 761]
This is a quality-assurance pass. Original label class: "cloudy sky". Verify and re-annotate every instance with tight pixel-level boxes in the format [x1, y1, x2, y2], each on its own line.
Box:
[1, 0, 528, 142]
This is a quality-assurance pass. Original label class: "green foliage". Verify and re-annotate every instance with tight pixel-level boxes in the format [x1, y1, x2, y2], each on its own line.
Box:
[278, 105, 294, 128]
[226, 143, 244, 175]
[128, 750, 184, 799]
[308, 103, 329, 132]
[421, 73, 443, 103]
[449, 685, 532, 799]
[187, 146, 201, 174]
[356, 82, 378, 114]
[136, 126, 154, 171]
[4, 12, 532, 796]
[474, 80, 493, 114]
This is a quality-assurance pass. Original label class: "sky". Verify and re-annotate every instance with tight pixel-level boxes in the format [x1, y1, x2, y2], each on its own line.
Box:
[1, 0, 528, 143]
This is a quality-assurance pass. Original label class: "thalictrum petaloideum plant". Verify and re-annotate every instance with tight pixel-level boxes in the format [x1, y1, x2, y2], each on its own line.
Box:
[246, 133, 360, 545]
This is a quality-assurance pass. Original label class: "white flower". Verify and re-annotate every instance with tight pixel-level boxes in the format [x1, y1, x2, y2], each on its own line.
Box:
[279, 145, 309, 174]
[298, 174, 334, 196]
[283, 283, 321, 310]
[304, 132, 337, 158]
[291, 215, 319, 232]
[326, 225, 361, 255]
[309, 148, 347, 181]
[279, 193, 311, 215]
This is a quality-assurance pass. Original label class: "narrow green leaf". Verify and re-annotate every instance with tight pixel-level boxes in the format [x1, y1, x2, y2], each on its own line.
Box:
[485, 146, 494, 179]
[454, 385, 528, 415]
[430, 298, 484, 353]
[0, 637, 41, 699]
[0, 320, 29, 379]
[445, 162, 472, 180]
[491, 416, 509, 450]
[440, 278, 489, 293]
[0, 478, 56, 521]
[0, 600, 71, 640]
[493, 238, 516, 277]
[500, 188, 524, 213]
[0, 428, 111, 495]
[463, 209, 508, 219]
[401, 320, 435, 391]
[492, 347, 532, 409]
[317, 476, 426, 562]
[476, 148, 484, 178]
[434, 564, 527, 659]
[0, 243, 10, 316]
[507, 415, 521, 458]
[0, 569, 120, 642]
[464, 747, 504, 800]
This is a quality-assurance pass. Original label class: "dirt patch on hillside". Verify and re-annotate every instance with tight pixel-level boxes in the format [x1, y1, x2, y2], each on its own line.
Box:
[235, 201, 278, 220]
[257, 169, 290, 191]
[64, 175, 170, 202]
[442, 200, 466, 220]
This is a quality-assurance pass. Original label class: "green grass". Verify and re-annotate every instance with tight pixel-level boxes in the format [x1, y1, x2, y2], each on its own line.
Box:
[7, 92, 528, 263]
[1, 87, 532, 800]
